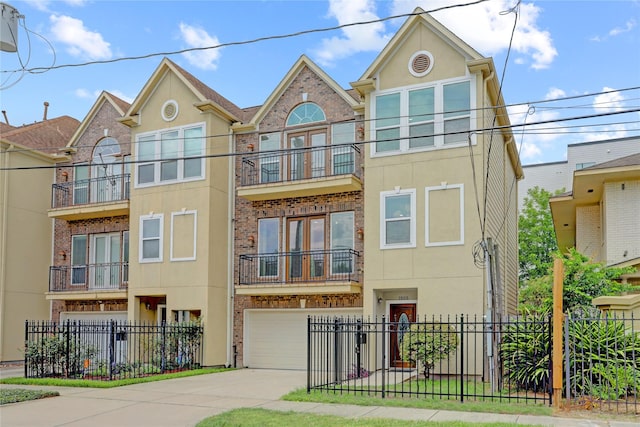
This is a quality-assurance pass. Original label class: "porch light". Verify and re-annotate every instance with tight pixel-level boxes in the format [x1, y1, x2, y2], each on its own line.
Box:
[357, 228, 364, 240]
[58, 250, 66, 261]
[248, 235, 255, 247]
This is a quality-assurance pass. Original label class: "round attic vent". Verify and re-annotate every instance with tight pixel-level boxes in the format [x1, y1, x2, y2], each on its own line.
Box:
[162, 100, 179, 122]
[408, 51, 434, 77]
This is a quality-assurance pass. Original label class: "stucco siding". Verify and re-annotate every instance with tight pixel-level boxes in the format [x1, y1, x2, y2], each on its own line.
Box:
[604, 180, 640, 265]
[576, 205, 602, 261]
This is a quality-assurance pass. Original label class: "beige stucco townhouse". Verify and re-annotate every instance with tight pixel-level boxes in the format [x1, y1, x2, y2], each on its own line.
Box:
[1, 115, 79, 361]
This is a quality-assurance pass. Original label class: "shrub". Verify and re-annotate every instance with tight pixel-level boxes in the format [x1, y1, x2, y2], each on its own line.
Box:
[399, 322, 458, 380]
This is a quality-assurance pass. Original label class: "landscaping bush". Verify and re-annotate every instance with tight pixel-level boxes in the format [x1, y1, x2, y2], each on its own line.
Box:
[399, 322, 458, 380]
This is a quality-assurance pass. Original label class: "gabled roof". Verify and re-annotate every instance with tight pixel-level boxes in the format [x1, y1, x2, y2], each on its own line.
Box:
[67, 91, 131, 148]
[582, 152, 640, 170]
[235, 55, 360, 131]
[0, 122, 15, 134]
[356, 7, 482, 82]
[120, 57, 244, 126]
[0, 116, 80, 155]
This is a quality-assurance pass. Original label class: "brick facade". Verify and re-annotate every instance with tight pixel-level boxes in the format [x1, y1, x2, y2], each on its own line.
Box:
[51, 97, 131, 321]
[232, 64, 365, 363]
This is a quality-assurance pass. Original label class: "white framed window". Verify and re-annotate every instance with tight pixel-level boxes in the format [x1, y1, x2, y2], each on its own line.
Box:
[330, 211, 354, 274]
[259, 133, 281, 183]
[331, 122, 355, 175]
[380, 188, 416, 249]
[258, 218, 279, 277]
[170, 210, 197, 261]
[135, 124, 205, 187]
[140, 214, 163, 263]
[371, 78, 474, 156]
[425, 184, 464, 246]
[71, 234, 87, 285]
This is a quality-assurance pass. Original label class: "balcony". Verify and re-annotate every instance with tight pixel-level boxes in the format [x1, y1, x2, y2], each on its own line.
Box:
[48, 262, 128, 300]
[49, 174, 130, 220]
[238, 145, 362, 201]
[236, 249, 361, 296]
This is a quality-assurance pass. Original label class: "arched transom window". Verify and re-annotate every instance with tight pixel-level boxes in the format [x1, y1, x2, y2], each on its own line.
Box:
[286, 102, 326, 126]
[93, 137, 121, 164]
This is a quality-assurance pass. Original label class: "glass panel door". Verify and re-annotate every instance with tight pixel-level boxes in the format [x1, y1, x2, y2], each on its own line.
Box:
[289, 135, 305, 181]
[71, 235, 87, 285]
[73, 165, 89, 205]
[310, 132, 326, 178]
[91, 233, 120, 290]
[287, 217, 325, 282]
[92, 163, 122, 203]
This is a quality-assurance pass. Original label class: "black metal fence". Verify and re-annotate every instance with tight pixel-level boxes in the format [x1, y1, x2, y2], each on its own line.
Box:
[307, 315, 552, 405]
[24, 320, 203, 380]
[49, 262, 129, 292]
[564, 313, 640, 414]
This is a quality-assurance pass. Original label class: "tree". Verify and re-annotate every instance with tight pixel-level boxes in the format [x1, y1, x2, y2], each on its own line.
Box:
[399, 322, 458, 380]
[518, 186, 559, 284]
[518, 248, 635, 314]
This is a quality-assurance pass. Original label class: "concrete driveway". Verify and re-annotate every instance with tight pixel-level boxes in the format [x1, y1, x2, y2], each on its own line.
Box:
[0, 368, 306, 427]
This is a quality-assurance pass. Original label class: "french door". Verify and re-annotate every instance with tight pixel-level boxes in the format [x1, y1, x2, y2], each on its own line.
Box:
[90, 233, 121, 290]
[288, 130, 327, 180]
[92, 163, 123, 203]
[287, 216, 325, 281]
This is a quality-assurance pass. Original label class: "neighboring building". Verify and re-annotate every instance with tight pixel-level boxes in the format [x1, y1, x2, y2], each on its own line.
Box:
[550, 152, 640, 285]
[46, 92, 131, 324]
[0, 116, 79, 361]
[519, 136, 640, 210]
[232, 55, 364, 369]
[119, 58, 242, 366]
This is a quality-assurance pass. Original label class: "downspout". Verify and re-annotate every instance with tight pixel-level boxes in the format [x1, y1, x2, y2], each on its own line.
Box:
[226, 130, 235, 368]
[0, 144, 12, 360]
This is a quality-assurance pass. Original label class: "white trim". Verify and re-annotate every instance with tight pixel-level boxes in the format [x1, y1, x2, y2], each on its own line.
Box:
[134, 122, 206, 188]
[408, 50, 434, 77]
[369, 76, 476, 158]
[139, 214, 163, 263]
[161, 99, 179, 122]
[170, 210, 197, 261]
[380, 188, 416, 249]
[425, 184, 465, 246]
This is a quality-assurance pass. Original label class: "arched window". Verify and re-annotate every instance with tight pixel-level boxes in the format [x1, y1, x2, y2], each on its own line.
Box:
[93, 137, 121, 164]
[286, 103, 326, 126]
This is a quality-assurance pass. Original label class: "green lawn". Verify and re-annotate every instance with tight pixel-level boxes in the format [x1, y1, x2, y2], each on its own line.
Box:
[195, 408, 543, 427]
[0, 389, 59, 405]
[0, 367, 231, 388]
[283, 388, 553, 417]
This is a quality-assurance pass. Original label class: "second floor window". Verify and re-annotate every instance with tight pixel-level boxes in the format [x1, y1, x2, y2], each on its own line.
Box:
[136, 124, 204, 186]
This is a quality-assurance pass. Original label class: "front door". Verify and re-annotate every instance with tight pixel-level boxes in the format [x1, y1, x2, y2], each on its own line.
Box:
[287, 216, 325, 282]
[389, 303, 416, 368]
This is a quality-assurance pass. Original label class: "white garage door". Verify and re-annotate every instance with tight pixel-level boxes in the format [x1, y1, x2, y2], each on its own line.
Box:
[244, 308, 361, 370]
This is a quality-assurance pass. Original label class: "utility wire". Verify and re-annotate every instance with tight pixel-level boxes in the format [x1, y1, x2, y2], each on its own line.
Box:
[1, 0, 490, 75]
[2, 106, 639, 171]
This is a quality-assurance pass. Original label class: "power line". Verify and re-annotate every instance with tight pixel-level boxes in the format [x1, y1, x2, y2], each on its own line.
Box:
[3, 84, 639, 157]
[1, 0, 490, 75]
[2, 106, 639, 171]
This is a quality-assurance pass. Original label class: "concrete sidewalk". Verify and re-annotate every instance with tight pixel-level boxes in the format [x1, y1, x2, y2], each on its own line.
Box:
[1, 367, 636, 426]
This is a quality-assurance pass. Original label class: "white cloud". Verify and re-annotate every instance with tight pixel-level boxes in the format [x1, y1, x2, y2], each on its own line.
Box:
[179, 23, 221, 71]
[593, 87, 625, 113]
[390, 0, 557, 70]
[312, 0, 392, 66]
[545, 87, 566, 101]
[609, 19, 636, 37]
[30, 1, 86, 12]
[49, 15, 112, 60]
[74, 88, 91, 98]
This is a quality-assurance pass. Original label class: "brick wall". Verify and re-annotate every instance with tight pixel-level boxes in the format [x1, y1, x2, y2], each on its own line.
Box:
[231, 64, 365, 363]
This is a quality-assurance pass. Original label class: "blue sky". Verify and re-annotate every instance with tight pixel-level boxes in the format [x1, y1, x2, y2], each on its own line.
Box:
[1, 0, 638, 164]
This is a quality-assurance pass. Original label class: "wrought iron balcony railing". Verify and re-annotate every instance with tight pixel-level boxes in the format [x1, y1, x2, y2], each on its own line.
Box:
[238, 249, 360, 285]
[240, 144, 361, 186]
[51, 174, 130, 209]
[49, 262, 129, 292]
